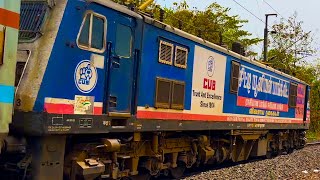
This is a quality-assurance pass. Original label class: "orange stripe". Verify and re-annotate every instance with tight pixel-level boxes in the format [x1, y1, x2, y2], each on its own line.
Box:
[137, 110, 305, 124]
[0, 8, 20, 29]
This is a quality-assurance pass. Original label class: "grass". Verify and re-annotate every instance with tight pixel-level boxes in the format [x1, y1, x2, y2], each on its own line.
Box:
[306, 130, 320, 143]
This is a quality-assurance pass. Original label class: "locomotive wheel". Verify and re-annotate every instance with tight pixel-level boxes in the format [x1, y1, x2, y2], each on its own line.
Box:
[170, 162, 186, 179]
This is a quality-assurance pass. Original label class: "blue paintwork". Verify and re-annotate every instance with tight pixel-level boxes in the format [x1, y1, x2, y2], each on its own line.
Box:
[34, 1, 138, 113]
[0, 84, 14, 104]
[137, 24, 195, 110]
[222, 57, 300, 118]
[33, 0, 308, 120]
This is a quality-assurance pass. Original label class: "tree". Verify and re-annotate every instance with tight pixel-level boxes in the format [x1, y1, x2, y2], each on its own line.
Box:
[112, 0, 262, 51]
[158, 1, 262, 50]
[267, 12, 316, 76]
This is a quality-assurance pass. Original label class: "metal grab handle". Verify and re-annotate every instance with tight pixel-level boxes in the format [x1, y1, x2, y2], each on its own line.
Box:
[111, 55, 120, 68]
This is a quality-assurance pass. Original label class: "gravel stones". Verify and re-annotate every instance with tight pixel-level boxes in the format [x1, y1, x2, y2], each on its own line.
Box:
[184, 145, 320, 180]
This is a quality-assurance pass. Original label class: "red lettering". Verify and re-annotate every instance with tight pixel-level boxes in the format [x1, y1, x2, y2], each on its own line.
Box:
[211, 80, 216, 90]
[203, 78, 208, 89]
[203, 78, 216, 90]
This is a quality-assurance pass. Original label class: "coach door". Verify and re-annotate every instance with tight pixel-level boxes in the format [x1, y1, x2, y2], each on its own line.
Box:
[106, 14, 135, 116]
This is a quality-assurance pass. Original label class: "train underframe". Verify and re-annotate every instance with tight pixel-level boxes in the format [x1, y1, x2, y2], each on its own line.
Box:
[0, 127, 306, 180]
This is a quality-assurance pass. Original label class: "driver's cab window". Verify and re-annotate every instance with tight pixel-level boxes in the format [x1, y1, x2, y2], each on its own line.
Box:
[77, 11, 106, 53]
[115, 24, 132, 58]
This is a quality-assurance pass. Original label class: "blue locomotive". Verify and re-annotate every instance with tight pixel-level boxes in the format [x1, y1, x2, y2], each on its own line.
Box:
[2, 0, 310, 179]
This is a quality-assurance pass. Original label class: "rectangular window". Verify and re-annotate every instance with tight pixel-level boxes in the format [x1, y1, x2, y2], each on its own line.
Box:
[77, 12, 106, 53]
[155, 78, 172, 109]
[158, 40, 174, 65]
[230, 61, 240, 94]
[289, 83, 298, 108]
[171, 81, 185, 109]
[91, 16, 105, 49]
[115, 24, 132, 58]
[174, 46, 188, 69]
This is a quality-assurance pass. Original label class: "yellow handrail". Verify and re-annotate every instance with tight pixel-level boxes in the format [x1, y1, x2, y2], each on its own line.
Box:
[138, 0, 154, 10]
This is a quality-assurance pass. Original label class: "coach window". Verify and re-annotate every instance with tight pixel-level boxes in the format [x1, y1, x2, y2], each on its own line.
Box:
[174, 46, 188, 68]
[230, 61, 240, 94]
[77, 12, 106, 53]
[115, 24, 132, 57]
[159, 40, 174, 65]
[289, 83, 298, 108]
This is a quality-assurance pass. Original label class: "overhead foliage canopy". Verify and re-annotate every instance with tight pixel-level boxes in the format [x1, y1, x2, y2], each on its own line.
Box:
[112, 0, 262, 53]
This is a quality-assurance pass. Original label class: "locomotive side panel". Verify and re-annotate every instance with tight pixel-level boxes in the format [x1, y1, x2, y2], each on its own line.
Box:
[136, 19, 309, 130]
[223, 56, 308, 124]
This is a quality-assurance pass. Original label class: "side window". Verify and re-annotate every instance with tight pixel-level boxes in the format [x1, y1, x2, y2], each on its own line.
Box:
[289, 83, 298, 108]
[77, 12, 106, 53]
[115, 24, 132, 57]
[159, 40, 174, 65]
[230, 61, 240, 94]
[174, 46, 188, 69]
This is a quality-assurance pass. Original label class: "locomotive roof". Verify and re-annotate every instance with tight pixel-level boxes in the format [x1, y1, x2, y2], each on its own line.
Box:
[89, 0, 307, 84]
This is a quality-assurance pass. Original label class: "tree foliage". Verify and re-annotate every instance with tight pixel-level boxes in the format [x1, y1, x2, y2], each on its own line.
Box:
[157, 1, 262, 50]
[266, 13, 316, 75]
[112, 0, 262, 50]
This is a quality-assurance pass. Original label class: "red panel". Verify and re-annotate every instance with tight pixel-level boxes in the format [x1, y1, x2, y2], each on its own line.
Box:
[0, 8, 20, 29]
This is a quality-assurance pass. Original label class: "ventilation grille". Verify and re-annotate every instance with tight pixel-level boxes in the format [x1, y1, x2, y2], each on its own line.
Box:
[171, 81, 185, 109]
[19, 1, 48, 41]
[159, 40, 173, 65]
[175, 46, 188, 68]
[230, 61, 240, 93]
[155, 78, 172, 108]
[289, 83, 298, 108]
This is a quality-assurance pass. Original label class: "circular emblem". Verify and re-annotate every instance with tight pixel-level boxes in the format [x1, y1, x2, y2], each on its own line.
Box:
[206, 56, 215, 77]
[74, 60, 98, 93]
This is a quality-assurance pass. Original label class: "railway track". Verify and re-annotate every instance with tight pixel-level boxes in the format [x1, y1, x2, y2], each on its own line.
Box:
[179, 142, 320, 180]
[306, 141, 320, 146]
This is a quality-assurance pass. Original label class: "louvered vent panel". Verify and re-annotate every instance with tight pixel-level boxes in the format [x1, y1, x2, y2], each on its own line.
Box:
[289, 83, 298, 107]
[230, 61, 240, 93]
[159, 41, 173, 65]
[175, 47, 187, 68]
[155, 78, 171, 108]
[19, 1, 48, 41]
[172, 82, 185, 109]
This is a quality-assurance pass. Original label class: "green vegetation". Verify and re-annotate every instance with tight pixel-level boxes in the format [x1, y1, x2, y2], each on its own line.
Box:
[113, 0, 320, 139]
